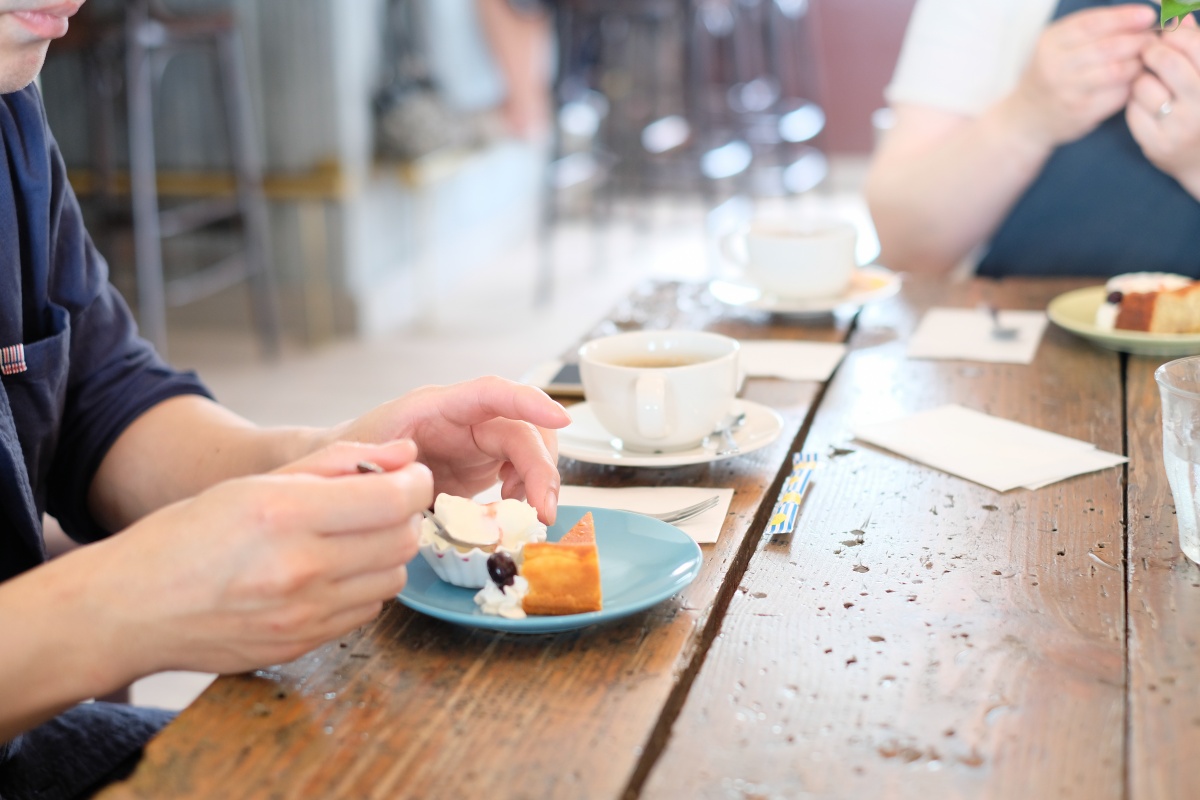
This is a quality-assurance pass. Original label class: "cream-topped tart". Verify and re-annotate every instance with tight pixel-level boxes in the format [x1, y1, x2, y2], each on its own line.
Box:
[418, 494, 546, 588]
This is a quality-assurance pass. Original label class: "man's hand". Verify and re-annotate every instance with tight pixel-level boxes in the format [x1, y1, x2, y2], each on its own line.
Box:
[1129, 15, 1200, 197]
[79, 439, 430, 677]
[1006, 4, 1157, 148]
[324, 376, 570, 525]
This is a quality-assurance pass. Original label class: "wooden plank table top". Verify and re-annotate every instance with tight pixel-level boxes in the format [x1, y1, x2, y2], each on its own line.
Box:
[99, 277, 1200, 799]
[1126, 355, 1200, 800]
[98, 281, 847, 800]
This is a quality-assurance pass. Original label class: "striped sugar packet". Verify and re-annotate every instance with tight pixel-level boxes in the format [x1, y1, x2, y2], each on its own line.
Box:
[765, 451, 820, 541]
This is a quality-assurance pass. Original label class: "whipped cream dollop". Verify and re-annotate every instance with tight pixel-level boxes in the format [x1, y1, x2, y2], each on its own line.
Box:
[474, 575, 529, 619]
[420, 494, 547, 553]
[1095, 272, 1192, 331]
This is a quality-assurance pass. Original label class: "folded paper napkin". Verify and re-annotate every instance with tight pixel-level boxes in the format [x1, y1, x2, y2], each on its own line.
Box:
[558, 485, 734, 544]
[739, 340, 847, 382]
[474, 484, 733, 544]
[853, 404, 1127, 492]
[907, 308, 1048, 364]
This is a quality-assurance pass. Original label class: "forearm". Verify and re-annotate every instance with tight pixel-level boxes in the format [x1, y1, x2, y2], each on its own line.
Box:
[88, 395, 326, 531]
[476, 0, 550, 87]
[0, 548, 142, 741]
[865, 100, 1057, 274]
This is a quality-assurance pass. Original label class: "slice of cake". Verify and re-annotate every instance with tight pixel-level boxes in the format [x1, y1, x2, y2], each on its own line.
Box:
[1095, 272, 1200, 333]
[520, 512, 603, 616]
[558, 510, 595, 544]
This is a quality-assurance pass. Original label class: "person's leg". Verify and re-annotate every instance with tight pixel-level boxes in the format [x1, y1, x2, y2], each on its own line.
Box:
[0, 703, 174, 800]
[476, 0, 553, 139]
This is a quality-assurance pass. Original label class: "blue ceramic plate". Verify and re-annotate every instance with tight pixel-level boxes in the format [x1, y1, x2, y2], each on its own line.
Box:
[397, 506, 703, 633]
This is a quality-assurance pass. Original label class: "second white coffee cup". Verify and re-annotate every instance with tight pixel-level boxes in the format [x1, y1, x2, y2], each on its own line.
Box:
[579, 330, 740, 452]
[721, 216, 857, 299]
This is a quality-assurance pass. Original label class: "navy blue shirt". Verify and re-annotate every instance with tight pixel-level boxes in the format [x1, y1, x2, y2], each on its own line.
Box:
[0, 84, 210, 583]
[977, 0, 1200, 278]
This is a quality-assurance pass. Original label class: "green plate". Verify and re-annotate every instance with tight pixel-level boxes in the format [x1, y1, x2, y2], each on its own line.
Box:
[1047, 285, 1200, 357]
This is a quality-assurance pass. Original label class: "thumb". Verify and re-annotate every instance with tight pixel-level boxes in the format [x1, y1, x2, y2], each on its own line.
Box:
[274, 439, 419, 478]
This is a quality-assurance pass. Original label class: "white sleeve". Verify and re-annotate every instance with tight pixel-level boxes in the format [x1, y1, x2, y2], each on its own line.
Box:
[884, 0, 1057, 117]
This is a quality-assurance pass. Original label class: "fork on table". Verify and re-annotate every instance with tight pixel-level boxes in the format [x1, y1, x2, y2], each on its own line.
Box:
[612, 494, 722, 524]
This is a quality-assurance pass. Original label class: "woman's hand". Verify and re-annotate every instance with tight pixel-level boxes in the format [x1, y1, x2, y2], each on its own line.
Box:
[78, 439, 431, 678]
[1007, 4, 1157, 148]
[323, 376, 570, 525]
[1129, 15, 1200, 198]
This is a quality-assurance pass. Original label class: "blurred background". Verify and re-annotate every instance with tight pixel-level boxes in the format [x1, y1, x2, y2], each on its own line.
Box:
[41, 0, 917, 707]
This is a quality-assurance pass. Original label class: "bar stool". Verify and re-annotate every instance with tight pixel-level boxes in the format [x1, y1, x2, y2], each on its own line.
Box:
[536, 0, 688, 304]
[72, 0, 282, 357]
[125, 0, 281, 357]
[688, 0, 828, 197]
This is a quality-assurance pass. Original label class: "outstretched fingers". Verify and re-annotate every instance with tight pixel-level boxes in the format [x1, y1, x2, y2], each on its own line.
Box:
[474, 417, 561, 524]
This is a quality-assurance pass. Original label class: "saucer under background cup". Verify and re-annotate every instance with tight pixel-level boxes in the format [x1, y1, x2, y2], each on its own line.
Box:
[709, 264, 901, 317]
[558, 399, 784, 467]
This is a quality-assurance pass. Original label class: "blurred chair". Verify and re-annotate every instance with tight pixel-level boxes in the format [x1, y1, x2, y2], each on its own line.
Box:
[64, 0, 281, 357]
[537, 0, 687, 304]
[687, 0, 828, 198]
[536, 0, 827, 302]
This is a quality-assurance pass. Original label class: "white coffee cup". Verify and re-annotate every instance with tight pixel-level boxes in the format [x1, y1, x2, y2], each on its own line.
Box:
[578, 330, 740, 453]
[721, 216, 857, 299]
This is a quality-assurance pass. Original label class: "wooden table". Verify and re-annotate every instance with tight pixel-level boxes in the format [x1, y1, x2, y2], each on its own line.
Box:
[100, 277, 1200, 799]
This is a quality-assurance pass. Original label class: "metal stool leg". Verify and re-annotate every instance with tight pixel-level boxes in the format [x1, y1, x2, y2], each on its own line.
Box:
[83, 38, 122, 259]
[125, 6, 168, 353]
[121, 0, 283, 357]
[217, 25, 282, 358]
[535, 4, 576, 307]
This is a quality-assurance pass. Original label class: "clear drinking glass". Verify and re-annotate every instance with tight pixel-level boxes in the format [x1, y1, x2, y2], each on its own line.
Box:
[1155, 356, 1200, 564]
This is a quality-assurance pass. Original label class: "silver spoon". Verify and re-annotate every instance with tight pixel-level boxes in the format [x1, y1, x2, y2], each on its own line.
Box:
[983, 303, 1019, 341]
[421, 509, 499, 550]
[712, 412, 747, 457]
[356, 462, 497, 550]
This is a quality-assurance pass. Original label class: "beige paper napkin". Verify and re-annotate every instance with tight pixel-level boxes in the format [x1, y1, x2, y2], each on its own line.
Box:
[907, 308, 1048, 364]
[739, 340, 847, 381]
[559, 485, 733, 544]
[473, 484, 733, 544]
[853, 404, 1126, 492]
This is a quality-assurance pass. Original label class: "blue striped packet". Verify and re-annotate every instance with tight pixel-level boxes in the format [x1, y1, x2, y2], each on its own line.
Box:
[765, 451, 820, 540]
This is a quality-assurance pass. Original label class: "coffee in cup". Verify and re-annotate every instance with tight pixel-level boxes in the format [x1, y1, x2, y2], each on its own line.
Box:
[578, 330, 740, 452]
[721, 215, 857, 299]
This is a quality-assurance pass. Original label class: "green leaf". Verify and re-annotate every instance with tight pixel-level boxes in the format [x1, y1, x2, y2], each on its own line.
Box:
[1163, 1, 1200, 28]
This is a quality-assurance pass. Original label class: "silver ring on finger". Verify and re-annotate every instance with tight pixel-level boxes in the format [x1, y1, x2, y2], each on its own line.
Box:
[1158, 100, 1175, 119]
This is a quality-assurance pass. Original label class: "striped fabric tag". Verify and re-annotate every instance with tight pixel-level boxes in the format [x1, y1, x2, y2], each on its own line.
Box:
[765, 451, 820, 538]
[0, 344, 26, 376]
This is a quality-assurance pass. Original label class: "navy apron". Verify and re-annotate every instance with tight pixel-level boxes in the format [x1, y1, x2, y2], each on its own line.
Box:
[977, 0, 1200, 278]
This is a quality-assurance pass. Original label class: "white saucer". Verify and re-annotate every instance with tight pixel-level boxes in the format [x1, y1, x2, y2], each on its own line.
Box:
[709, 264, 901, 316]
[559, 399, 785, 468]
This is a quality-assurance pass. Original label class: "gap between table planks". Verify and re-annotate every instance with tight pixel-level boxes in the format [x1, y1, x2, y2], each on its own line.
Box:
[642, 277, 1130, 799]
[97, 281, 851, 800]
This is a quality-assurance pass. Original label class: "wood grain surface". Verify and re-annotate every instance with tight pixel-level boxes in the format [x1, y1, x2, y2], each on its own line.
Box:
[1126, 355, 1200, 800]
[98, 282, 851, 800]
[98, 277, 1186, 800]
[642, 278, 1129, 799]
